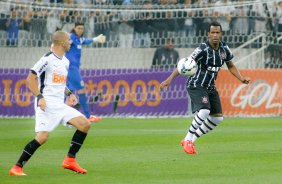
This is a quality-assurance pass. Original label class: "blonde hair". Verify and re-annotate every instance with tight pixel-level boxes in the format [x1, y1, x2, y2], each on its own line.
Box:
[52, 31, 68, 45]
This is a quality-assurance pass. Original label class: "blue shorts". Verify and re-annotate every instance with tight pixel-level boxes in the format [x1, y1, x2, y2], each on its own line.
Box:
[67, 66, 85, 91]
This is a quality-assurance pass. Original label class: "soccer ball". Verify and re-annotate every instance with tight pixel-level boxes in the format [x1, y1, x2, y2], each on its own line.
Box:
[177, 57, 197, 76]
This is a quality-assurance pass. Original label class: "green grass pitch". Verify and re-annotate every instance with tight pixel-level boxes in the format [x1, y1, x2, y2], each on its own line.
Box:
[0, 117, 281, 184]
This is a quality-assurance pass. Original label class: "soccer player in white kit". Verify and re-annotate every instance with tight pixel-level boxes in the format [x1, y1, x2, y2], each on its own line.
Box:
[9, 31, 91, 176]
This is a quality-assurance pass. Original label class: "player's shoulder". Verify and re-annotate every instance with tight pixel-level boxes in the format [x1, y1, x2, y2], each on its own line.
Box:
[70, 32, 78, 40]
[220, 41, 233, 53]
[43, 51, 53, 58]
[62, 55, 70, 65]
[70, 32, 82, 39]
[41, 51, 56, 62]
[220, 41, 231, 49]
[199, 42, 209, 51]
[70, 32, 76, 37]
[190, 42, 207, 56]
[36, 51, 52, 63]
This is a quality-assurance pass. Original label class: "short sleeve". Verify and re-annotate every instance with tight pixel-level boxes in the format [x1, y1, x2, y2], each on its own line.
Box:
[224, 45, 234, 62]
[82, 37, 93, 45]
[190, 47, 203, 62]
[30, 58, 49, 77]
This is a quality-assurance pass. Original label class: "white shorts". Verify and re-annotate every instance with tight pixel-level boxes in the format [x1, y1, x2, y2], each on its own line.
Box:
[35, 104, 84, 132]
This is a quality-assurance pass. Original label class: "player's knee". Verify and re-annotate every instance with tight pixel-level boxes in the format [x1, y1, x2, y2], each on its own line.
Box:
[80, 121, 91, 133]
[35, 132, 49, 144]
[198, 108, 210, 119]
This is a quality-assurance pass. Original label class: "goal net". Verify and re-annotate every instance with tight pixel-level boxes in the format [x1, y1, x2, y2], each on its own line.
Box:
[0, 0, 281, 117]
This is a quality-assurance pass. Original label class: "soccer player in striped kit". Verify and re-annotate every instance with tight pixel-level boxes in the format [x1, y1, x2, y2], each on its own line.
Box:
[66, 22, 106, 122]
[160, 21, 251, 154]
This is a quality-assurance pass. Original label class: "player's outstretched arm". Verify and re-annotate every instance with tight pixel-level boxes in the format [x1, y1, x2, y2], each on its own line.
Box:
[226, 61, 251, 84]
[93, 34, 106, 43]
[160, 68, 180, 91]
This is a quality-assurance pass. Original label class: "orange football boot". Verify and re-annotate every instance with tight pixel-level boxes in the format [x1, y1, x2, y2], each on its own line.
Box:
[183, 140, 197, 154]
[9, 165, 26, 176]
[62, 156, 87, 174]
[88, 115, 102, 123]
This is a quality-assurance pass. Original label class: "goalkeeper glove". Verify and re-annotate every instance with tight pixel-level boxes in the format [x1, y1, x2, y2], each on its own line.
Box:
[93, 34, 106, 43]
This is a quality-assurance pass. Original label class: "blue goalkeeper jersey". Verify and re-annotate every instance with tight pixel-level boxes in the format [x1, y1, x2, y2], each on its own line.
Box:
[65, 32, 93, 68]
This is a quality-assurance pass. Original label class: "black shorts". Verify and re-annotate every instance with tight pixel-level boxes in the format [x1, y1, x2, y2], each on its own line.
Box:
[187, 86, 222, 115]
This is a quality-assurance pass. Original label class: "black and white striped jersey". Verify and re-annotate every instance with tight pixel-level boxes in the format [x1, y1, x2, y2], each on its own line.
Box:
[187, 40, 233, 89]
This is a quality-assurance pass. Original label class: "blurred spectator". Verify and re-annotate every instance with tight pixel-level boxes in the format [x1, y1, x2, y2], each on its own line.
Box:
[65, 0, 75, 4]
[0, 14, 7, 46]
[250, 1, 274, 33]
[75, 0, 91, 5]
[93, 10, 112, 47]
[194, 0, 215, 37]
[0, 1, 12, 46]
[214, 0, 235, 36]
[249, 1, 275, 48]
[181, 0, 195, 35]
[0, 13, 7, 31]
[265, 43, 282, 68]
[0, 1, 11, 15]
[133, 0, 156, 48]
[274, 1, 282, 32]
[93, 0, 116, 47]
[232, 0, 249, 35]
[93, 0, 113, 5]
[117, 0, 135, 48]
[151, 38, 179, 68]
[152, 10, 180, 47]
[87, 11, 95, 38]
[230, 0, 249, 47]
[151, 0, 180, 47]
[30, 3, 48, 47]
[178, 0, 195, 47]
[60, 10, 75, 32]
[6, 7, 22, 47]
[50, 0, 64, 3]
[47, 10, 62, 34]
[19, 8, 32, 47]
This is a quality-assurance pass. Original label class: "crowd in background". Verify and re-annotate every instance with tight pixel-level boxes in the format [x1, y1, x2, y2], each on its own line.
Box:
[0, 0, 282, 68]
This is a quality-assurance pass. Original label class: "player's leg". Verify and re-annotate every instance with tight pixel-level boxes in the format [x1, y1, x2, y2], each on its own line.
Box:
[182, 87, 211, 154]
[184, 109, 210, 141]
[67, 67, 101, 122]
[67, 116, 91, 158]
[77, 87, 102, 122]
[185, 87, 211, 141]
[192, 89, 224, 142]
[9, 108, 55, 176]
[61, 105, 91, 174]
[8, 134, 45, 176]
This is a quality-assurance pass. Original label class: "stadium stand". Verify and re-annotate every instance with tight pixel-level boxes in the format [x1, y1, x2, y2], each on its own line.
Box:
[0, 0, 281, 117]
[0, 0, 281, 69]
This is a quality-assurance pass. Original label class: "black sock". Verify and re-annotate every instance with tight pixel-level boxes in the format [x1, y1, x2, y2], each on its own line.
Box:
[67, 130, 87, 158]
[16, 139, 41, 167]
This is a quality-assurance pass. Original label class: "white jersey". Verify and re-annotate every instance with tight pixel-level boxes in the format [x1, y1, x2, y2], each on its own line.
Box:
[31, 51, 69, 108]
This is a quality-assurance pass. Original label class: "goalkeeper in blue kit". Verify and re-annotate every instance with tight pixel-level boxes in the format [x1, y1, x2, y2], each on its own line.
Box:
[65, 22, 106, 122]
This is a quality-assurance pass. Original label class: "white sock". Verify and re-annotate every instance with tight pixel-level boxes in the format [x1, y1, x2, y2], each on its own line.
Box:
[184, 109, 210, 141]
[192, 116, 223, 142]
